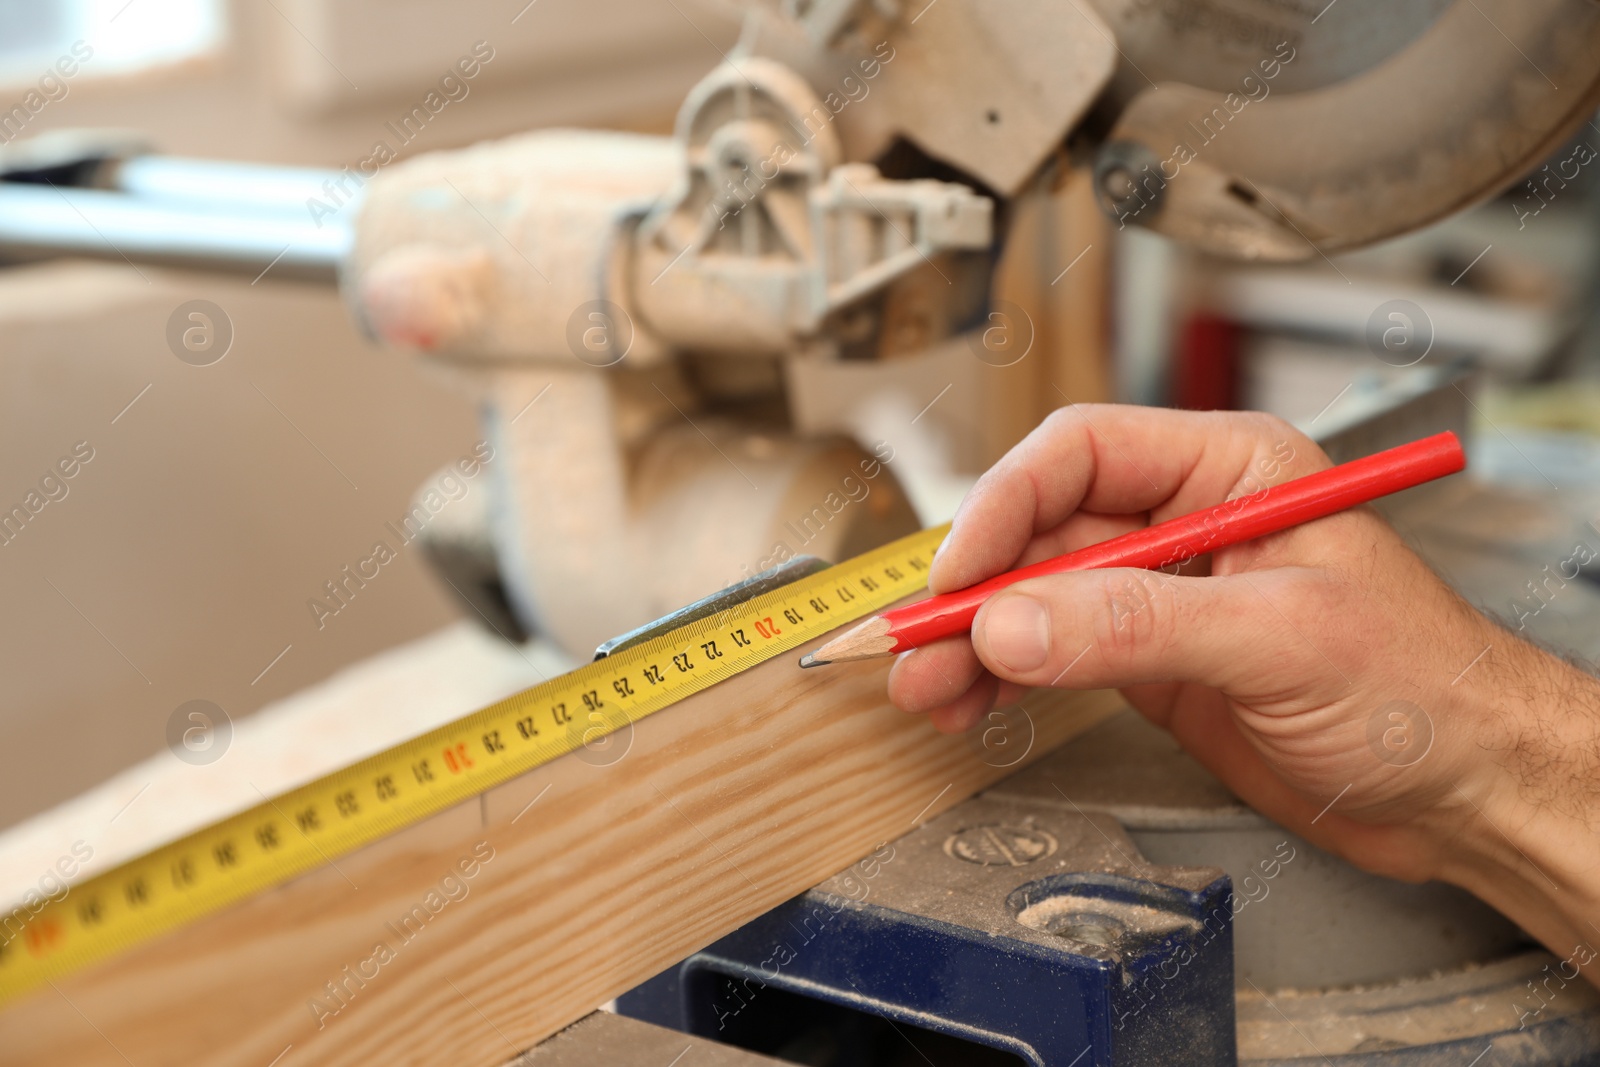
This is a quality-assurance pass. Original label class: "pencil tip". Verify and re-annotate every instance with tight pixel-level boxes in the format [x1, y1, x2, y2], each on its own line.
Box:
[798, 653, 828, 669]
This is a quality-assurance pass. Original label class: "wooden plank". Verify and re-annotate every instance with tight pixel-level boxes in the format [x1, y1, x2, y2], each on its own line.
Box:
[991, 162, 1112, 441]
[1036, 166, 1113, 419]
[0, 634, 1120, 1067]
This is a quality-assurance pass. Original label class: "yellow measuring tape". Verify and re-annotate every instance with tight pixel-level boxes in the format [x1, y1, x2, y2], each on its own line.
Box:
[0, 525, 946, 1006]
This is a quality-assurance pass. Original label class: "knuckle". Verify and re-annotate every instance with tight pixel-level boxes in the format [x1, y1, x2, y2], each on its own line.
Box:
[1247, 412, 1325, 471]
[1040, 404, 1083, 437]
[1090, 570, 1180, 665]
[1246, 410, 1295, 441]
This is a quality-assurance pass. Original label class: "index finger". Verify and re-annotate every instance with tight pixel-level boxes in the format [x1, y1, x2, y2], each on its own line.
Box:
[929, 406, 1323, 594]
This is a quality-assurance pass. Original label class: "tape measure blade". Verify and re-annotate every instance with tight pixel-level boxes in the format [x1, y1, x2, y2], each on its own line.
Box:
[0, 524, 948, 1005]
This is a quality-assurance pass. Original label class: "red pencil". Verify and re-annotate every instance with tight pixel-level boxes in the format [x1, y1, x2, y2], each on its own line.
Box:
[798, 431, 1466, 667]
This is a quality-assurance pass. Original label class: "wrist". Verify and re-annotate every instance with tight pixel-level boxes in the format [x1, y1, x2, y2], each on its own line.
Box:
[1427, 633, 1600, 964]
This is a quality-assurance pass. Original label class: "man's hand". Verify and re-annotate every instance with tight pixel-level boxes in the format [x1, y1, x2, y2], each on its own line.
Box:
[889, 405, 1600, 976]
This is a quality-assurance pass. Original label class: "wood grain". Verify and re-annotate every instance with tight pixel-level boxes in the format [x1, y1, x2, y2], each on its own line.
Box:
[992, 162, 1112, 438]
[0, 642, 1118, 1066]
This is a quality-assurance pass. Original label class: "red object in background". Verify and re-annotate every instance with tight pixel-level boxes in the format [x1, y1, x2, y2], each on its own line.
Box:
[1175, 312, 1242, 410]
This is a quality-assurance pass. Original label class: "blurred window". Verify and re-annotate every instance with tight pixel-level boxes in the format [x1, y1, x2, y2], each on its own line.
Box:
[0, 0, 225, 87]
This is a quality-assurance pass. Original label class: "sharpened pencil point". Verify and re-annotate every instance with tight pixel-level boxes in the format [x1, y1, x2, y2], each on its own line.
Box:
[804, 615, 899, 666]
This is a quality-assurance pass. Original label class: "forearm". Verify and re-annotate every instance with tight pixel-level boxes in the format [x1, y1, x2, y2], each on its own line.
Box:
[1433, 635, 1600, 989]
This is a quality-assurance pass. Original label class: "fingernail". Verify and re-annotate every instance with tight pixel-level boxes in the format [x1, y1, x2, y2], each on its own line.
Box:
[983, 594, 1050, 672]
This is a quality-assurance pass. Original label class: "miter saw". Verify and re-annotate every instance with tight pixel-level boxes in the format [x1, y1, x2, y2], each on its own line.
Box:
[5, 1, 1600, 1062]
[3, 0, 1599, 660]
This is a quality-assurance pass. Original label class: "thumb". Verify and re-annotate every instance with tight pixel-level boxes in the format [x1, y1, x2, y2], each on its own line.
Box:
[971, 566, 1327, 694]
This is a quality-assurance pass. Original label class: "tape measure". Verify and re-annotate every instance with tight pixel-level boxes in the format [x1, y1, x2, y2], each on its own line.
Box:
[0, 524, 947, 1006]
